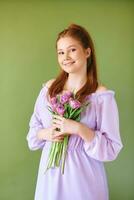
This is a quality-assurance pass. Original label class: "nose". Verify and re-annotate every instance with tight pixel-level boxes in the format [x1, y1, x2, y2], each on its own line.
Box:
[64, 51, 70, 60]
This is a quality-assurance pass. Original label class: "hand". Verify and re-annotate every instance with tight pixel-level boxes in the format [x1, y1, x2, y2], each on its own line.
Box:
[37, 126, 64, 142]
[52, 114, 79, 137]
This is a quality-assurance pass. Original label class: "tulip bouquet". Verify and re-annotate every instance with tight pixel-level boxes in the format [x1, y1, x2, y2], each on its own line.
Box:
[45, 91, 89, 174]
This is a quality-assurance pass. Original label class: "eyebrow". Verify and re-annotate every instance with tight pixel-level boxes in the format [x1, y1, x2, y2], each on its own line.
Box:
[57, 45, 77, 51]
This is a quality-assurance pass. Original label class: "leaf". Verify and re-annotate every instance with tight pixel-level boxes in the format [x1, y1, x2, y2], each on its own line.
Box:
[70, 107, 83, 119]
[64, 103, 68, 110]
[82, 102, 90, 112]
[75, 115, 81, 122]
[69, 108, 79, 118]
[47, 105, 53, 112]
[64, 112, 69, 118]
[57, 95, 61, 103]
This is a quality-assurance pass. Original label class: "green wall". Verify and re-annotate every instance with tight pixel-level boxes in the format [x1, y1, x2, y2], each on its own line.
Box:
[0, 1, 133, 199]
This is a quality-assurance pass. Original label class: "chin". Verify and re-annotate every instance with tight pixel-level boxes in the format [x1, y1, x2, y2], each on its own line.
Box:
[60, 65, 79, 74]
[60, 67, 72, 73]
[64, 69, 77, 74]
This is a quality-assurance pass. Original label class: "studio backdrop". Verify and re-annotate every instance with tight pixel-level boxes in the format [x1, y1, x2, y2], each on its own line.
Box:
[0, 1, 133, 199]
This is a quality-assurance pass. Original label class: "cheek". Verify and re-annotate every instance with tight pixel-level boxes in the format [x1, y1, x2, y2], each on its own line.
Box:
[74, 51, 83, 59]
[57, 57, 62, 63]
[57, 58, 64, 68]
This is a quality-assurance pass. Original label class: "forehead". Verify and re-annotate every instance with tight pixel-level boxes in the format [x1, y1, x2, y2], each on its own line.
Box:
[57, 37, 81, 50]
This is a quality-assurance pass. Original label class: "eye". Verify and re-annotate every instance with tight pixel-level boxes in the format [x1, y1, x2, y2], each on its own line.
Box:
[71, 48, 76, 52]
[58, 51, 64, 55]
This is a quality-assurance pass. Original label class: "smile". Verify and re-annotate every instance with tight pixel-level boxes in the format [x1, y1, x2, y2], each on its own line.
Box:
[64, 61, 75, 66]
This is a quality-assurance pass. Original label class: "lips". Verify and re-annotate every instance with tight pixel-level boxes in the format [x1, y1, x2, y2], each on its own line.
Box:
[64, 61, 75, 65]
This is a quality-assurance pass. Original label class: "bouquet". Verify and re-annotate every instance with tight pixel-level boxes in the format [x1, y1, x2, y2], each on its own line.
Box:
[45, 90, 89, 174]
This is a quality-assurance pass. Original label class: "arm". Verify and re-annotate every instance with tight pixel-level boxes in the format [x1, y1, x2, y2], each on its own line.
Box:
[81, 93, 123, 162]
[76, 123, 95, 143]
[26, 81, 64, 150]
[26, 87, 46, 150]
[37, 127, 64, 142]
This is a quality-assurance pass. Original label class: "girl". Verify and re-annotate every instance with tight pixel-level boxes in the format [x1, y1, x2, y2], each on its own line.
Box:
[26, 24, 123, 200]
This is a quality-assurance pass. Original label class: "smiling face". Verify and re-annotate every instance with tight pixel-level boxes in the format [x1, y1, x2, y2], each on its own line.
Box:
[56, 37, 91, 75]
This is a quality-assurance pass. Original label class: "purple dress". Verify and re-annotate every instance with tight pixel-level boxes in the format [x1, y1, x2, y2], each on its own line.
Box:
[26, 84, 123, 200]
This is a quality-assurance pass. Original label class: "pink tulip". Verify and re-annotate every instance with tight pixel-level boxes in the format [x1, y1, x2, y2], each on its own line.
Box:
[69, 99, 81, 109]
[50, 97, 57, 105]
[60, 91, 73, 104]
[51, 103, 58, 112]
[56, 103, 65, 116]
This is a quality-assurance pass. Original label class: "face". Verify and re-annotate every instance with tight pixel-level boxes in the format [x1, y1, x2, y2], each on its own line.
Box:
[56, 37, 91, 74]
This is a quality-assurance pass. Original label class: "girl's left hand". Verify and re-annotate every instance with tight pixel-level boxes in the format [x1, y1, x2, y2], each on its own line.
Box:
[52, 114, 79, 137]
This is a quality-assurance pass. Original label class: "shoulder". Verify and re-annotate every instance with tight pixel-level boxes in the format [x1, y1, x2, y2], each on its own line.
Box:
[96, 84, 108, 92]
[42, 78, 56, 88]
[91, 85, 116, 106]
[38, 79, 55, 102]
[90, 84, 115, 102]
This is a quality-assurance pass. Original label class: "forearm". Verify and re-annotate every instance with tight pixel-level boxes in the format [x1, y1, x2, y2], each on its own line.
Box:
[37, 128, 48, 140]
[27, 128, 46, 151]
[76, 122, 95, 143]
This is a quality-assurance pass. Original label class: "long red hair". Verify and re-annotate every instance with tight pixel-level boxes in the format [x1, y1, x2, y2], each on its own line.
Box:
[47, 23, 99, 103]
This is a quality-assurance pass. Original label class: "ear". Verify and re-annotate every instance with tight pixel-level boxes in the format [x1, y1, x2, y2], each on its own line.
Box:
[86, 48, 91, 58]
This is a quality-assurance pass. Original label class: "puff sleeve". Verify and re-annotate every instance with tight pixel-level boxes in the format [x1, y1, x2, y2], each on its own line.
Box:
[26, 86, 47, 150]
[83, 92, 123, 161]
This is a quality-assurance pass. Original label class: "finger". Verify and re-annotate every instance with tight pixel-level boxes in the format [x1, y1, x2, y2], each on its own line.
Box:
[53, 115, 63, 121]
[53, 137, 64, 142]
[52, 123, 61, 129]
[52, 119, 62, 125]
[52, 131, 64, 137]
[54, 135, 64, 140]
[51, 130, 60, 137]
[55, 132, 69, 137]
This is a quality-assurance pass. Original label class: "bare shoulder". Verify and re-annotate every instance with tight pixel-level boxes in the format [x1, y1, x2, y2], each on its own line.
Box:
[96, 84, 108, 92]
[42, 78, 56, 88]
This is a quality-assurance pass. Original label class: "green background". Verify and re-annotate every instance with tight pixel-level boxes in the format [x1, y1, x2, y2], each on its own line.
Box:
[0, 0, 133, 199]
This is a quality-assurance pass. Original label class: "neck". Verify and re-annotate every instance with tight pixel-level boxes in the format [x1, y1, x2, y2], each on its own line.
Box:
[64, 73, 87, 92]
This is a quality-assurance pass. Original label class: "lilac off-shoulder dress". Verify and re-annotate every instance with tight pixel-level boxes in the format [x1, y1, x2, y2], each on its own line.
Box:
[26, 84, 123, 200]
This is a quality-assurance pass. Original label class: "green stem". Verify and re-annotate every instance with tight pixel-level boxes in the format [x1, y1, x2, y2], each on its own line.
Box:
[54, 142, 60, 166]
[45, 135, 70, 174]
[46, 142, 56, 170]
[61, 136, 69, 174]
[53, 142, 59, 166]
[69, 108, 78, 118]
[55, 142, 63, 167]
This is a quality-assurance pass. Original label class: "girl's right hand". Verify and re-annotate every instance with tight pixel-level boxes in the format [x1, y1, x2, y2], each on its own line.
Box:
[37, 126, 64, 142]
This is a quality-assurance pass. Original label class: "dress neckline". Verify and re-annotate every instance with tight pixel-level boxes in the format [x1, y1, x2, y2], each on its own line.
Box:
[44, 85, 115, 97]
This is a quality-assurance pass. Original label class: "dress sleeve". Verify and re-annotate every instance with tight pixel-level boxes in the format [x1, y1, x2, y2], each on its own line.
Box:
[26, 86, 47, 151]
[83, 92, 123, 162]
